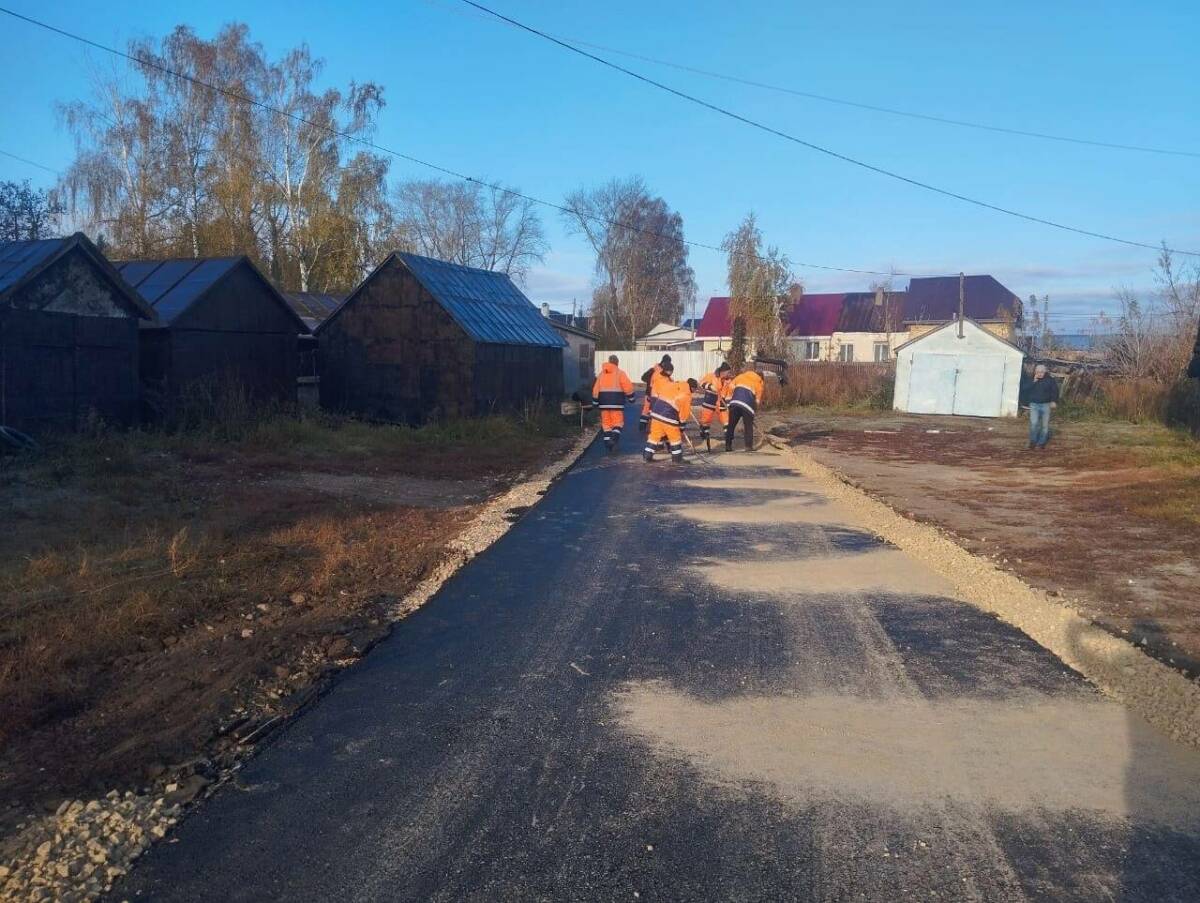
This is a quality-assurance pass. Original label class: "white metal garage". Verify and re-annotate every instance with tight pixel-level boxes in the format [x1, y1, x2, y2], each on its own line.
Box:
[892, 319, 1024, 417]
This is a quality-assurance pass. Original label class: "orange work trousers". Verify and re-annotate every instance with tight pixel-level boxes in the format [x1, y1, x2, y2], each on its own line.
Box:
[600, 409, 625, 435]
[645, 420, 683, 461]
[698, 406, 728, 430]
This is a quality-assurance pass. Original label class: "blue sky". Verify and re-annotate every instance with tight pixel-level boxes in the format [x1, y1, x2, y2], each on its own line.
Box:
[1, 0, 1197, 327]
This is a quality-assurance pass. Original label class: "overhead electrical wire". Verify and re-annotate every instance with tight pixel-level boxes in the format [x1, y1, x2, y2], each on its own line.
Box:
[421, 0, 1198, 160]
[0, 148, 60, 175]
[0, 5, 947, 279]
[459, 0, 1200, 258]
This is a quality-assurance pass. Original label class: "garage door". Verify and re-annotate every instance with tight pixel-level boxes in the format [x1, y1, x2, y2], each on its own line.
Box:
[906, 353, 958, 414]
[952, 356, 1006, 417]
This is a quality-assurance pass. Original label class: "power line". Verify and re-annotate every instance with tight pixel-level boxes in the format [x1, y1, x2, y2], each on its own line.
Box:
[460, 0, 1200, 258]
[424, 0, 1199, 160]
[0, 149, 60, 175]
[0, 5, 947, 280]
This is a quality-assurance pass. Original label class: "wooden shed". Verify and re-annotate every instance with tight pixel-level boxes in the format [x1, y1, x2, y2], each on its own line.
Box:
[0, 233, 154, 434]
[317, 252, 566, 424]
[115, 256, 307, 410]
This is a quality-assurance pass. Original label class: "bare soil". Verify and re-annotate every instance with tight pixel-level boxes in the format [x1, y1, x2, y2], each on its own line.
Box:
[0, 418, 576, 844]
[766, 410, 1200, 679]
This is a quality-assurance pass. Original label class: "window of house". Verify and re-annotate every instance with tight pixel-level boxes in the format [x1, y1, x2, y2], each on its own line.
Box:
[579, 343, 594, 379]
[873, 342, 890, 362]
[803, 341, 821, 360]
[839, 344, 855, 362]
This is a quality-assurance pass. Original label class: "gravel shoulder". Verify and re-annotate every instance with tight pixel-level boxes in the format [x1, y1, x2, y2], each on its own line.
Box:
[762, 411, 1200, 750]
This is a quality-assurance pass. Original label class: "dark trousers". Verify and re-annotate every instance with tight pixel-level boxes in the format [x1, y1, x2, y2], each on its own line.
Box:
[726, 406, 754, 450]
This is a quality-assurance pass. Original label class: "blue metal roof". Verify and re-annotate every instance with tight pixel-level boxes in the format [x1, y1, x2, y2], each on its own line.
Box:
[284, 291, 344, 330]
[398, 252, 566, 348]
[0, 238, 66, 297]
[115, 257, 241, 324]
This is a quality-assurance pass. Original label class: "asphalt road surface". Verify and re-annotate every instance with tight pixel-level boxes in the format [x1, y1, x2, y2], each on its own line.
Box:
[119, 408, 1200, 902]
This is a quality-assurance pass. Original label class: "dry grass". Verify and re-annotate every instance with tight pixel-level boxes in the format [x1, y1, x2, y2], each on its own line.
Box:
[0, 408, 579, 808]
[765, 363, 894, 410]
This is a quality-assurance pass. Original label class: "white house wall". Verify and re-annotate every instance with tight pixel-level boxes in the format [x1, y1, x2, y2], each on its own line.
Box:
[893, 320, 1023, 417]
[831, 332, 907, 362]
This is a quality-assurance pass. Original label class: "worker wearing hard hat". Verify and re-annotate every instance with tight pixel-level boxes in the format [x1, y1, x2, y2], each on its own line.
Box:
[592, 354, 635, 452]
[643, 364, 697, 464]
[696, 362, 731, 444]
[721, 364, 765, 452]
[638, 354, 673, 432]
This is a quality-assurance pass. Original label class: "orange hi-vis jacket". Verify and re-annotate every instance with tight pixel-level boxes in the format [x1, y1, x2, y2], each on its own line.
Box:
[640, 364, 671, 417]
[697, 371, 728, 412]
[648, 379, 693, 426]
[723, 370, 765, 414]
[592, 362, 635, 409]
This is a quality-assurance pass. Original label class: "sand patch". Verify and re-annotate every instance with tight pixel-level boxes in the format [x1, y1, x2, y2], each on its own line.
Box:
[679, 477, 819, 493]
[690, 549, 955, 597]
[671, 497, 849, 526]
[612, 681, 1200, 826]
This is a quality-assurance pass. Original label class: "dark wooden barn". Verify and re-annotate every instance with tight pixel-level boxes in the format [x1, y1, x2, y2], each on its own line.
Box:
[115, 256, 308, 410]
[0, 232, 155, 434]
[317, 252, 566, 424]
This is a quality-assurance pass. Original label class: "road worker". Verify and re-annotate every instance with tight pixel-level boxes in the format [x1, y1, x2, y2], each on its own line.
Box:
[638, 354, 673, 432]
[696, 362, 732, 444]
[722, 363, 765, 452]
[643, 365, 697, 464]
[591, 354, 635, 452]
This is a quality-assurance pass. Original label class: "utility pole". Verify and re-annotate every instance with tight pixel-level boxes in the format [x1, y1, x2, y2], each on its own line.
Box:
[958, 272, 965, 338]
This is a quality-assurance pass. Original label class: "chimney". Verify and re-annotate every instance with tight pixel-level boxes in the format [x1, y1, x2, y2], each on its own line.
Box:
[874, 287, 884, 307]
[541, 302, 550, 318]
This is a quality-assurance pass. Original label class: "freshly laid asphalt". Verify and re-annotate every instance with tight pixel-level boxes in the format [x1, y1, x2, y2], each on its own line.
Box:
[118, 404, 1200, 902]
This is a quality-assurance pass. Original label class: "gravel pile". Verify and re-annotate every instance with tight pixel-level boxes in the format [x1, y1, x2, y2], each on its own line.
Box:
[767, 437, 1200, 749]
[1, 791, 180, 902]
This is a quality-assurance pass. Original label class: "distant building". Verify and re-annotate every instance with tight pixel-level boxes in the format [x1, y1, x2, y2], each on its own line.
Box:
[634, 321, 704, 351]
[902, 275, 1022, 342]
[317, 252, 565, 424]
[0, 233, 154, 433]
[116, 256, 307, 412]
[893, 318, 1024, 417]
[831, 290, 907, 363]
[542, 304, 599, 399]
[785, 294, 844, 361]
[695, 274, 1023, 362]
[284, 291, 344, 332]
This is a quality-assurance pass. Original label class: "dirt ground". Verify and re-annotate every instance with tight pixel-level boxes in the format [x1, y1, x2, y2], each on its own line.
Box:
[0, 414, 577, 847]
[765, 409, 1200, 679]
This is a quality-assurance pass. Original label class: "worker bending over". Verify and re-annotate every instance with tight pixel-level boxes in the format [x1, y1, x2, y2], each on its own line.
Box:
[697, 362, 732, 444]
[643, 364, 696, 464]
[638, 354, 672, 432]
[722, 364, 765, 452]
[591, 354, 635, 452]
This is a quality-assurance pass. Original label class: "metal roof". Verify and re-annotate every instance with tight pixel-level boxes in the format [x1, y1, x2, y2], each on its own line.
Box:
[114, 256, 307, 332]
[0, 233, 156, 319]
[786, 293, 845, 337]
[285, 291, 344, 330]
[836, 291, 906, 333]
[398, 252, 565, 348]
[0, 238, 62, 296]
[115, 257, 241, 324]
[904, 275, 1021, 325]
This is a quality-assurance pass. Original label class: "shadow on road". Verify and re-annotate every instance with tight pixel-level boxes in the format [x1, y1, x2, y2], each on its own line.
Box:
[1061, 617, 1200, 902]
